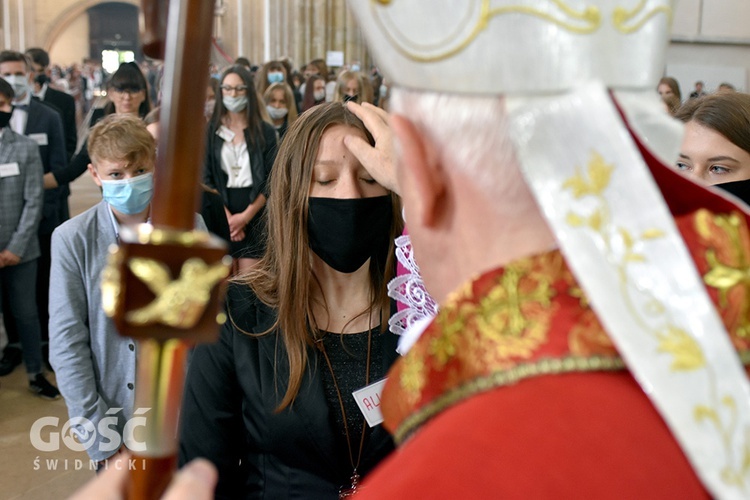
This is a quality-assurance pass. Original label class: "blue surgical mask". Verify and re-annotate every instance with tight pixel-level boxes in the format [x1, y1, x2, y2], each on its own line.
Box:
[3, 74, 29, 100]
[267, 72, 284, 84]
[379, 85, 388, 99]
[101, 172, 154, 215]
[266, 105, 288, 120]
[223, 95, 248, 113]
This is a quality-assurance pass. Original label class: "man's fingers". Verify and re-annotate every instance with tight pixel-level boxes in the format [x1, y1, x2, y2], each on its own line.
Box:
[162, 459, 218, 500]
[346, 101, 388, 139]
[69, 455, 130, 500]
[344, 134, 377, 165]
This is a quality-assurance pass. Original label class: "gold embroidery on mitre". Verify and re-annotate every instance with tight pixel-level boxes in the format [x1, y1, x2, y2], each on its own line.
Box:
[612, 0, 672, 34]
[370, 0, 601, 63]
[698, 210, 750, 339]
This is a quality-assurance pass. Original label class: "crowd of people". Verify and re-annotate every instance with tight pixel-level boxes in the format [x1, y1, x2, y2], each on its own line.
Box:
[2, 5, 750, 495]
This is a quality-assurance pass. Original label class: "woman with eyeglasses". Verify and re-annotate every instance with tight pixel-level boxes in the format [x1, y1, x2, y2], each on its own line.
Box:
[43, 62, 152, 192]
[203, 64, 278, 272]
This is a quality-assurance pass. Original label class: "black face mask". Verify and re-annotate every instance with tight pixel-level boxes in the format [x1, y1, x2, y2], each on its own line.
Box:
[0, 110, 11, 129]
[308, 196, 393, 273]
[343, 94, 358, 103]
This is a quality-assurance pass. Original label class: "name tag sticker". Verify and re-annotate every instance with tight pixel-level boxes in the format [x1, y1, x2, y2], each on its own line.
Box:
[0, 162, 20, 177]
[353, 378, 387, 427]
[28, 133, 48, 145]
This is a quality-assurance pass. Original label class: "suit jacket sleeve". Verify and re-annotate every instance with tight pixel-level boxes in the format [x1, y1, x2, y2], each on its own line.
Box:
[179, 301, 246, 496]
[46, 110, 67, 175]
[260, 123, 278, 197]
[6, 141, 43, 258]
[56, 92, 77, 161]
[53, 140, 90, 186]
[49, 226, 121, 462]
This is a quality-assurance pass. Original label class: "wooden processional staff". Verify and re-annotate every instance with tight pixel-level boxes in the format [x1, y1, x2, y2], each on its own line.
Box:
[101, 0, 230, 498]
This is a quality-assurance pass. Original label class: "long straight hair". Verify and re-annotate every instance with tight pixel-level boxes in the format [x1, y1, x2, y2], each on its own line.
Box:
[239, 103, 402, 410]
[212, 64, 265, 148]
[675, 92, 750, 156]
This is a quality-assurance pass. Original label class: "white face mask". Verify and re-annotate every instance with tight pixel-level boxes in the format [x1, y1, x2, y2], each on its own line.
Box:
[314, 90, 326, 102]
[266, 105, 288, 120]
[223, 95, 248, 113]
[3, 74, 29, 100]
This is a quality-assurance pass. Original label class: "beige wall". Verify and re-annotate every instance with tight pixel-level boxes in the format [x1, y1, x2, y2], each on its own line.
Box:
[669, 0, 750, 93]
[48, 12, 88, 66]
[1, 0, 138, 52]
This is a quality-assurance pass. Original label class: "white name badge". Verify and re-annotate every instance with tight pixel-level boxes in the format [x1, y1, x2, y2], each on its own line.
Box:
[0, 162, 20, 177]
[28, 133, 48, 146]
[353, 378, 387, 427]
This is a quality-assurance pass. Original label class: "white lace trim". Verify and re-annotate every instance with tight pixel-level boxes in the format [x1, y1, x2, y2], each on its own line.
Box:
[388, 234, 439, 335]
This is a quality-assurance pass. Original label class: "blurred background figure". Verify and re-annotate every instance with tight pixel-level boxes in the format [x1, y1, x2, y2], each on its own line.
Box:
[657, 76, 682, 102]
[301, 74, 326, 112]
[689, 80, 707, 99]
[263, 81, 297, 141]
[332, 70, 373, 104]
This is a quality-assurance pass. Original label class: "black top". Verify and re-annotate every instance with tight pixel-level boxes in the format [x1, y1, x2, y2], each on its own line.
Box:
[318, 330, 385, 467]
[179, 283, 398, 499]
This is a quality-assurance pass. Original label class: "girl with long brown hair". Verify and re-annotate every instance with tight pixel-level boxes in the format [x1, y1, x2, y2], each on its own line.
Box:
[180, 102, 403, 497]
[203, 64, 278, 272]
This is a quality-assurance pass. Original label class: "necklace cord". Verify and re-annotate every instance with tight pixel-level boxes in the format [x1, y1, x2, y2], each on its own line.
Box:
[318, 327, 372, 477]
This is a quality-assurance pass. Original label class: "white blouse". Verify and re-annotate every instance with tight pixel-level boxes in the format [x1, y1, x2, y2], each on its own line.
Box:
[217, 125, 253, 188]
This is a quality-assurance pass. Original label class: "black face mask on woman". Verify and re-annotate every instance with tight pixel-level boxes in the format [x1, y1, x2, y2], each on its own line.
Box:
[308, 195, 393, 273]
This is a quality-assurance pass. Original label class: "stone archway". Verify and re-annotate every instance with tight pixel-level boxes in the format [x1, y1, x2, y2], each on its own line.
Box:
[42, 0, 139, 51]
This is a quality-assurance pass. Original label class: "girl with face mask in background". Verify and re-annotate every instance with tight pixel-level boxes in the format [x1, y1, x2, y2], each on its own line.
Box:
[180, 103, 403, 498]
[263, 82, 298, 141]
[333, 71, 374, 105]
[302, 74, 327, 112]
[203, 65, 278, 273]
[256, 60, 289, 99]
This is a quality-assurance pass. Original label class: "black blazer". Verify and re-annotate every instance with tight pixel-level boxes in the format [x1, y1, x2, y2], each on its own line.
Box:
[203, 121, 278, 208]
[25, 98, 67, 234]
[38, 87, 77, 161]
[179, 283, 398, 499]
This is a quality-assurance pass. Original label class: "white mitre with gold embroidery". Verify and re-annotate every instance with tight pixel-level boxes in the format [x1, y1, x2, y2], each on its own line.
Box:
[351, 0, 669, 94]
[349, 1, 750, 499]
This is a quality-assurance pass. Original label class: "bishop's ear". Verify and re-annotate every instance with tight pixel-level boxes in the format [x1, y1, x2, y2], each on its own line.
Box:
[390, 114, 445, 228]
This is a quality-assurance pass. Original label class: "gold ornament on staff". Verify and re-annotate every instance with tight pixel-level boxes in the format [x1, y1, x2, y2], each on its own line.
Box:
[101, 0, 229, 497]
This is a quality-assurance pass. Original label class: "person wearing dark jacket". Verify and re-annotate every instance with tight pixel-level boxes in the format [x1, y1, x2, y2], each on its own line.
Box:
[202, 65, 278, 272]
[180, 103, 403, 498]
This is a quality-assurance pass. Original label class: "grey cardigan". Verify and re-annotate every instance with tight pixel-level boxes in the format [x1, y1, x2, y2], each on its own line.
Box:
[49, 201, 207, 461]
